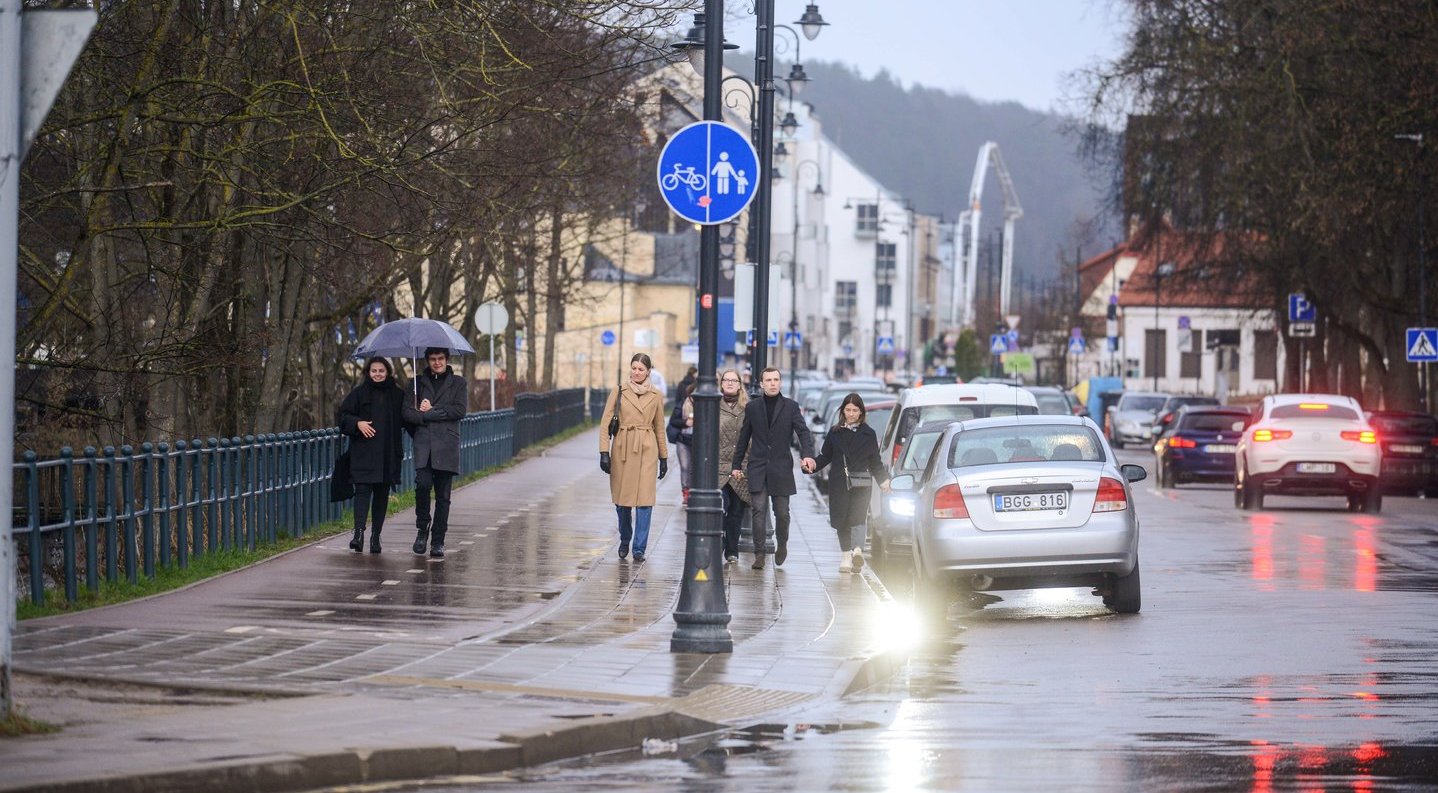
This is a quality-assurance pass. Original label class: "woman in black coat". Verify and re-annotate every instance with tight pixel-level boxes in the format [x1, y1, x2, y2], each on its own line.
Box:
[811, 393, 890, 574]
[337, 357, 406, 553]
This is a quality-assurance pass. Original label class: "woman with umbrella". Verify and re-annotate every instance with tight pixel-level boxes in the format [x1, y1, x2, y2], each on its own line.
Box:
[598, 353, 669, 562]
[337, 357, 407, 553]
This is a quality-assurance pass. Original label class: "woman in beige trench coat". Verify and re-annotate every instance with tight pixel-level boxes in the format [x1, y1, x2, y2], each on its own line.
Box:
[599, 353, 669, 561]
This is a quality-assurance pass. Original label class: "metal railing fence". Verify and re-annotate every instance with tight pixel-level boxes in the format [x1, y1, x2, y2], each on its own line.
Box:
[13, 388, 594, 606]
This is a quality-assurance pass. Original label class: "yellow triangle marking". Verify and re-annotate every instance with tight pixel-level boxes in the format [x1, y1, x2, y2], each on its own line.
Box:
[694, 568, 709, 582]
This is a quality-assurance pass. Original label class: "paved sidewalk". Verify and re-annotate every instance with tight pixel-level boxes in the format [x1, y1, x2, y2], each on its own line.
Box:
[2, 429, 904, 793]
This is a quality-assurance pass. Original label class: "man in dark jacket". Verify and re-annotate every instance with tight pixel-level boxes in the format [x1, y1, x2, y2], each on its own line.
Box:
[732, 367, 815, 569]
[403, 347, 469, 557]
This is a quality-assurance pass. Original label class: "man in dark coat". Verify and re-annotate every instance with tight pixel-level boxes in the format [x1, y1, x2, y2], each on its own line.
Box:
[403, 347, 469, 558]
[732, 367, 816, 569]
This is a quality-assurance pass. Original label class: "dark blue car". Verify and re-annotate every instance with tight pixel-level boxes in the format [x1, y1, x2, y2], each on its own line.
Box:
[1154, 405, 1253, 488]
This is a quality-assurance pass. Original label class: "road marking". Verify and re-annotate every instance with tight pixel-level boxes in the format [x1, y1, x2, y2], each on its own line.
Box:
[381, 580, 400, 586]
[406, 568, 423, 574]
[224, 626, 259, 633]
[306, 610, 335, 617]
[459, 541, 474, 545]
[356, 594, 378, 600]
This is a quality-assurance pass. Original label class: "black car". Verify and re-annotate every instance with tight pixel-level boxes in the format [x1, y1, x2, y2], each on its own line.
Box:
[1154, 405, 1252, 488]
[1366, 410, 1438, 496]
[1150, 394, 1222, 438]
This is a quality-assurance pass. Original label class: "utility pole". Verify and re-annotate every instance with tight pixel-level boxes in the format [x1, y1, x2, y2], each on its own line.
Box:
[1, 0, 97, 717]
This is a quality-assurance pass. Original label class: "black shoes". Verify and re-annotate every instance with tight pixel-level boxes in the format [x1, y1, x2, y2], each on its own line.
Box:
[369, 538, 381, 554]
[348, 530, 364, 553]
[775, 543, 788, 567]
[618, 543, 630, 560]
[412, 529, 429, 556]
[634, 553, 645, 563]
[429, 542, 445, 558]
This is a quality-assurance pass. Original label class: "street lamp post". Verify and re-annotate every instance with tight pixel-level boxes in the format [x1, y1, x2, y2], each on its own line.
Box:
[1153, 260, 1174, 392]
[1397, 133, 1429, 412]
[669, 0, 734, 655]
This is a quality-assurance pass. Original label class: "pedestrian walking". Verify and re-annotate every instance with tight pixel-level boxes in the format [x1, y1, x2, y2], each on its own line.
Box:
[403, 346, 469, 558]
[732, 367, 815, 569]
[337, 357, 407, 553]
[716, 368, 751, 565]
[599, 353, 669, 562]
[810, 393, 890, 573]
[672, 382, 695, 505]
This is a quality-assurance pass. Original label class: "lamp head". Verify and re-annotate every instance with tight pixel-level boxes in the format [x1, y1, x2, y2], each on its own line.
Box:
[796, 4, 829, 41]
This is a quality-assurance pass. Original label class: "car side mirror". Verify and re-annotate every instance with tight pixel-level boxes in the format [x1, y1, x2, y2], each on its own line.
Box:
[889, 474, 915, 491]
[1121, 463, 1148, 483]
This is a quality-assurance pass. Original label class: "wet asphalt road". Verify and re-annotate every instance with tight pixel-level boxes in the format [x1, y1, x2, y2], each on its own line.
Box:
[367, 448, 1438, 792]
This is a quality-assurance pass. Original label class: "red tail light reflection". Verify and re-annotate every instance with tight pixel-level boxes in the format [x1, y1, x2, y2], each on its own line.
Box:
[1354, 528, 1376, 592]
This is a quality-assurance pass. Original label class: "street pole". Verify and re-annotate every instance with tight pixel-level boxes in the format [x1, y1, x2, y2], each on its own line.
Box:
[1, 0, 20, 718]
[749, 0, 777, 393]
[671, 0, 733, 654]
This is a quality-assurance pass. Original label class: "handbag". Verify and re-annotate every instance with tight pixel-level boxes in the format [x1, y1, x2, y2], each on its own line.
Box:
[842, 451, 873, 490]
[329, 449, 354, 502]
[607, 379, 622, 439]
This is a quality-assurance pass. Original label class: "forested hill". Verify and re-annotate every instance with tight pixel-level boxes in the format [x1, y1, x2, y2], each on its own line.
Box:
[785, 60, 1118, 283]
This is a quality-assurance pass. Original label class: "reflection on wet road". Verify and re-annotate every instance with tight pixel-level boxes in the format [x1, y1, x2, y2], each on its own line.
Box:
[408, 451, 1438, 791]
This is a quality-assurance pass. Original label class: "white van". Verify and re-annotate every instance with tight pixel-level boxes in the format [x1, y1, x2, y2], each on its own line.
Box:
[868, 384, 1039, 563]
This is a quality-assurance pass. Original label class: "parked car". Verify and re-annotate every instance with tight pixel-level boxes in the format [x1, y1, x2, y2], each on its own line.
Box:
[1106, 391, 1171, 449]
[904, 415, 1146, 615]
[1024, 385, 1083, 416]
[878, 383, 1041, 470]
[1153, 405, 1253, 488]
[1149, 394, 1222, 437]
[1235, 394, 1382, 512]
[869, 419, 952, 566]
[1366, 410, 1438, 496]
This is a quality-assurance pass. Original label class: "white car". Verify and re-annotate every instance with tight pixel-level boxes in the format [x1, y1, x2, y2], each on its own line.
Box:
[905, 415, 1145, 615]
[1234, 393, 1383, 512]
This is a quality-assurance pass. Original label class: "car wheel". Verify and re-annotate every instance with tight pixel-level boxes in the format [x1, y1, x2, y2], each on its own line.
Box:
[870, 524, 889, 569]
[1160, 461, 1176, 489]
[1238, 465, 1257, 510]
[1104, 558, 1142, 614]
[1361, 487, 1383, 514]
[1233, 473, 1245, 508]
[1251, 478, 1265, 510]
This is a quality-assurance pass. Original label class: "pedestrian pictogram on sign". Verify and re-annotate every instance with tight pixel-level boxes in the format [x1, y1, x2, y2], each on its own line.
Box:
[1068, 336, 1086, 355]
[990, 334, 1008, 355]
[656, 121, 760, 225]
[784, 331, 802, 350]
[1406, 328, 1438, 362]
[876, 336, 895, 355]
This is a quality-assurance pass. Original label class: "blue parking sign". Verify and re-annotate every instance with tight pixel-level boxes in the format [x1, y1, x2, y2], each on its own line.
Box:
[1288, 293, 1316, 323]
[656, 121, 760, 225]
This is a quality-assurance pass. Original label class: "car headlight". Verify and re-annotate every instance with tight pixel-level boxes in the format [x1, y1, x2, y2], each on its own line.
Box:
[1119, 420, 1139, 432]
[886, 495, 916, 517]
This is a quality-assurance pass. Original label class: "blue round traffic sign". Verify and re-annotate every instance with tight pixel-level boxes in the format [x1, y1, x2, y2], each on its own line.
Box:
[656, 121, 760, 225]
[601, 330, 616, 346]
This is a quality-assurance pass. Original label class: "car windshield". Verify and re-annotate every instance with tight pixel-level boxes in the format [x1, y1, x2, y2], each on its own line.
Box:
[899, 430, 945, 472]
[1119, 396, 1167, 412]
[1369, 414, 1438, 434]
[1033, 394, 1071, 415]
[1180, 412, 1249, 432]
[948, 425, 1106, 467]
[1270, 403, 1360, 420]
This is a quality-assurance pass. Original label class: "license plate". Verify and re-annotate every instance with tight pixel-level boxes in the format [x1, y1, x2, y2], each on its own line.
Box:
[1204, 444, 1236, 454]
[1296, 462, 1336, 474]
[993, 492, 1068, 512]
[1392, 444, 1423, 454]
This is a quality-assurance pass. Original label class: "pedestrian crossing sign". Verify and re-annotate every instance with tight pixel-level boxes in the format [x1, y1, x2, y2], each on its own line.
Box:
[1407, 328, 1438, 363]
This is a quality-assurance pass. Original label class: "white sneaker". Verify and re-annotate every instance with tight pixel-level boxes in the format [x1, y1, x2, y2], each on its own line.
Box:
[838, 554, 853, 573]
[851, 548, 865, 571]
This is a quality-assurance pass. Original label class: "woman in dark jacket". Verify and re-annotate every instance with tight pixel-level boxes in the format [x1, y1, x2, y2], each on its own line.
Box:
[337, 357, 406, 553]
[811, 393, 890, 573]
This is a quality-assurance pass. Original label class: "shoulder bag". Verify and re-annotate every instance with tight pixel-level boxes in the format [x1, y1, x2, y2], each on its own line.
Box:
[607, 380, 622, 439]
[841, 448, 873, 490]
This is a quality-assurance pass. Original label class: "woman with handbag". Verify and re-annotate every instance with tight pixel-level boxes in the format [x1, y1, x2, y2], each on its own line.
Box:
[336, 357, 407, 553]
[715, 369, 751, 565]
[598, 353, 669, 562]
[810, 393, 890, 573]
[672, 382, 696, 505]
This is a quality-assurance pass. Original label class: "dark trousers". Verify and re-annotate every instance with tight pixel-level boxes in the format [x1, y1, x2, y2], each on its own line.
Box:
[353, 483, 390, 536]
[721, 483, 748, 560]
[414, 467, 455, 540]
[750, 489, 790, 554]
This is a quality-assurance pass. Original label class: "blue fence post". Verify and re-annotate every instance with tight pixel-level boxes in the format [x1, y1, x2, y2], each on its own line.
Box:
[22, 451, 43, 605]
[60, 447, 77, 603]
[103, 446, 118, 583]
[83, 446, 99, 594]
[138, 443, 155, 579]
[174, 441, 188, 569]
[191, 438, 203, 558]
[211, 437, 225, 552]
[156, 442, 171, 571]
[120, 444, 137, 584]
[229, 436, 243, 551]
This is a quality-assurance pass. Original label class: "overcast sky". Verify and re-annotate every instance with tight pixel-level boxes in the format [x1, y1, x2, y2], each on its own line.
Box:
[723, 0, 1131, 113]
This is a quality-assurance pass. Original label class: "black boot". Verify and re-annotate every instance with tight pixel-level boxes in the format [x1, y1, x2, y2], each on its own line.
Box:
[348, 528, 364, 553]
[429, 532, 445, 558]
[412, 525, 429, 555]
[369, 527, 382, 554]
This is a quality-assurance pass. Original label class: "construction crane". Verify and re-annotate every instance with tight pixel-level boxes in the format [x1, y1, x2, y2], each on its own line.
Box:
[954, 142, 1023, 328]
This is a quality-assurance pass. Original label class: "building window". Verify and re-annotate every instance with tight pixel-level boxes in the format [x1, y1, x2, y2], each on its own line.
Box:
[875, 242, 896, 278]
[835, 281, 857, 314]
[856, 204, 878, 234]
[1145, 329, 1167, 379]
[1253, 330, 1277, 380]
[1180, 330, 1203, 378]
[876, 283, 892, 308]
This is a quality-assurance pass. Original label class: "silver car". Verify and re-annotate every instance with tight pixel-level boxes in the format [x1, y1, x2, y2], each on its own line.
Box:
[904, 415, 1146, 614]
[1106, 391, 1170, 449]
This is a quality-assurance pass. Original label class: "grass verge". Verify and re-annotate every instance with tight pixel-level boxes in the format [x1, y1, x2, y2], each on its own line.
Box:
[0, 708, 61, 738]
[16, 422, 594, 620]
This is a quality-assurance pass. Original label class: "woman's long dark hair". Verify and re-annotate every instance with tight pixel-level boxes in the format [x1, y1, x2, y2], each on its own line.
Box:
[839, 392, 867, 422]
